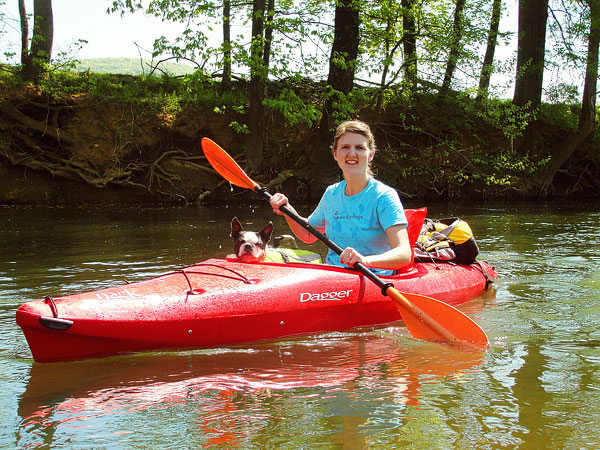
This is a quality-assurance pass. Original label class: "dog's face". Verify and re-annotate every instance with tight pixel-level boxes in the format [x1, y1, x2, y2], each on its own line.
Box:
[231, 217, 274, 262]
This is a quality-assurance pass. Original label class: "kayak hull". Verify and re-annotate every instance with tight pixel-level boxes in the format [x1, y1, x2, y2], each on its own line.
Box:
[16, 258, 497, 362]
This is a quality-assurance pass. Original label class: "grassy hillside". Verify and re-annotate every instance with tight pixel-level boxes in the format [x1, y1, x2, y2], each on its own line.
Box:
[74, 58, 196, 76]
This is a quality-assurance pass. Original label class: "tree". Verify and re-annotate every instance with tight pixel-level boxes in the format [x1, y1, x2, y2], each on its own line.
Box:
[402, 0, 418, 92]
[246, 0, 274, 170]
[18, 0, 29, 65]
[439, 0, 466, 99]
[111, 1, 225, 73]
[360, 0, 423, 108]
[513, 0, 549, 109]
[538, 0, 599, 195]
[512, 0, 548, 156]
[476, 0, 502, 102]
[325, 0, 360, 98]
[360, 0, 404, 109]
[20, 0, 54, 81]
[222, 0, 232, 87]
[309, 0, 361, 197]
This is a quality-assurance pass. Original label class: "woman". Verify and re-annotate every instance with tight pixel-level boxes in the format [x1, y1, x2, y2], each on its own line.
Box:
[269, 120, 411, 275]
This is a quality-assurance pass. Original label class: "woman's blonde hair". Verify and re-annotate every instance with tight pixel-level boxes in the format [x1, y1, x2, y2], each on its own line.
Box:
[331, 120, 377, 176]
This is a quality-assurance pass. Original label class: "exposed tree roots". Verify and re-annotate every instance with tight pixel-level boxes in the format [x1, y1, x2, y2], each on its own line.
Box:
[0, 96, 226, 203]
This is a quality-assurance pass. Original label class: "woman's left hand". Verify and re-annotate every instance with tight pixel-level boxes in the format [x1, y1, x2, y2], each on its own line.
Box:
[340, 247, 368, 268]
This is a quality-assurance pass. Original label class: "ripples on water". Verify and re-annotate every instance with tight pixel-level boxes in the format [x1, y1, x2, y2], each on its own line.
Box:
[2, 203, 600, 449]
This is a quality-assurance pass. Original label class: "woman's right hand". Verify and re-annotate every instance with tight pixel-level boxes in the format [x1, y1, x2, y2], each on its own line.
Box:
[268, 193, 319, 244]
[269, 193, 289, 216]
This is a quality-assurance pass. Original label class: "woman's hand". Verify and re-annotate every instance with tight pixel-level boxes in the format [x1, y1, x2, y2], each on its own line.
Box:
[341, 225, 411, 270]
[340, 247, 369, 268]
[269, 193, 289, 216]
[268, 193, 319, 244]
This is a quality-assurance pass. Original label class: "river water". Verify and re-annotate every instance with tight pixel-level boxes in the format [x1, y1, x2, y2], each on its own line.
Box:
[1, 201, 599, 449]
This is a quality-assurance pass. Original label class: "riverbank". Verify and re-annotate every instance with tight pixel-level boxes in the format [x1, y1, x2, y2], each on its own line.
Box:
[1, 71, 598, 206]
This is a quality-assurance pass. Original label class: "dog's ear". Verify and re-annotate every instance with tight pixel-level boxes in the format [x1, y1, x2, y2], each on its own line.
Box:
[259, 221, 274, 244]
[231, 217, 243, 238]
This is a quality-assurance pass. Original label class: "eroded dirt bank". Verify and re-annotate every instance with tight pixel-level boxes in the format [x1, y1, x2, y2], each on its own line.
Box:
[1, 78, 598, 206]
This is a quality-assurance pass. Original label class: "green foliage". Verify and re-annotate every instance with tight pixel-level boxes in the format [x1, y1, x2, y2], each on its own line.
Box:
[263, 88, 320, 127]
[544, 82, 580, 105]
[547, 0, 589, 72]
[159, 92, 182, 125]
[321, 87, 370, 125]
[6, 0, 598, 197]
[367, 89, 574, 199]
[108, 0, 332, 84]
[36, 71, 96, 99]
[468, 98, 537, 139]
[471, 148, 550, 186]
[228, 121, 250, 135]
[111, 0, 224, 74]
[178, 74, 248, 125]
[2, 62, 597, 199]
[540, 102, 580, 131]
[375, 135, 552, 197]
[17, 68, 187, 120]
[177, 69, 215, 103]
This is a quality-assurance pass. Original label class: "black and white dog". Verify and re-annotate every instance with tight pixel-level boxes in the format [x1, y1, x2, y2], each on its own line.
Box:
[230, 217, 274, 262]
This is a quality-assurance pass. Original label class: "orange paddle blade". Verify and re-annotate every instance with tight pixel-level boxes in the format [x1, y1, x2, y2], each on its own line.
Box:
[201, 137, 259, 190]
[387, 288, 489, 348]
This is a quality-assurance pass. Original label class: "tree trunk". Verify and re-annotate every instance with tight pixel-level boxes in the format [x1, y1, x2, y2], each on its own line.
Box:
[376, 32, 402, 112]
[222, 0, 232, 88]
[402, 0, 418, 92]
[21, 0, 54, 81]
[246, 0, 267, 171]
[439, 0, 466, 99]
[19, 0, 29, 66]
[263, 0, 275, 67]
[538, 0, 599, 195]
[309, 0, 360, 198]
[379, 27, 392, 93]
[512, 0, 548, 157]
[325, 0, 360, 95]
[513, 0, 548, 109]
[476, 0, 502, 103]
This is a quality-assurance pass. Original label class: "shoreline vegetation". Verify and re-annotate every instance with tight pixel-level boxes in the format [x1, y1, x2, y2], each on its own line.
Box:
[0, 66, 598, 206]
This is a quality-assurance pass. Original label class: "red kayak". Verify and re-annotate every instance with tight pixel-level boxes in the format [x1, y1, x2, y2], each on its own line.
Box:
[16, 256, 497, 363]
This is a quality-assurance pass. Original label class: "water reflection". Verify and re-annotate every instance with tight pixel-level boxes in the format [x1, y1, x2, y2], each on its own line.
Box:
[18, 333, 485, 447]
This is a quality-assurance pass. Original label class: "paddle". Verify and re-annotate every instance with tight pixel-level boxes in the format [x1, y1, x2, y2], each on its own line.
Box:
[201, 137, 489, 349]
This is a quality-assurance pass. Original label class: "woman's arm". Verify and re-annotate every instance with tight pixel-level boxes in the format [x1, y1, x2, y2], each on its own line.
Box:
[339, 224, 412, 270]
[269, 193, 322, 244]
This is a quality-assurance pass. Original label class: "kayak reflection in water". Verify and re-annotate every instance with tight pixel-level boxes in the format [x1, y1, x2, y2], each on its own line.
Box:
[17, 333, 486, 445]
[269, 120, 412, 276]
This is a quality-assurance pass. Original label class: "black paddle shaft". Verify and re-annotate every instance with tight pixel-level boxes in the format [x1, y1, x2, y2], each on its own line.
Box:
[255, 187, 392, 295]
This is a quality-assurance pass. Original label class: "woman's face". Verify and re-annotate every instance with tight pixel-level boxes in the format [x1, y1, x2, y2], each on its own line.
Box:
[332, 132, 374, 176]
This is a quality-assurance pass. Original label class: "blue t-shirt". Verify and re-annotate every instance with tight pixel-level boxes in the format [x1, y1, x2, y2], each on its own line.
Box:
[308, 178, 407, 275]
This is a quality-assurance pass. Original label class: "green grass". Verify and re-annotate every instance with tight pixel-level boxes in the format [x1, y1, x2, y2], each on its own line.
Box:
[74, 58, 196, 76]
